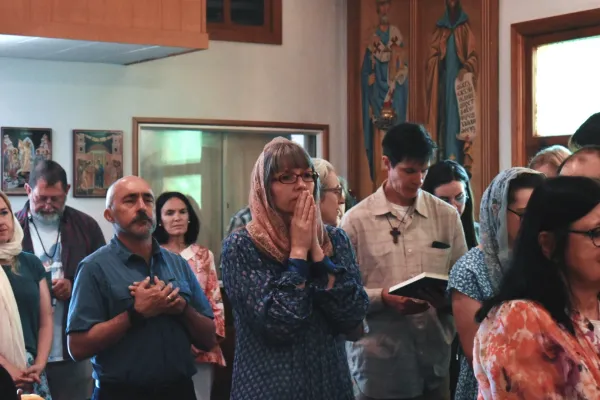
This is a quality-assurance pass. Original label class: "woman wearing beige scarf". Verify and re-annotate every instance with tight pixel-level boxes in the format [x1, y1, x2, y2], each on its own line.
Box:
[221, 138, 369, 400]
[0, 191, 53, 399]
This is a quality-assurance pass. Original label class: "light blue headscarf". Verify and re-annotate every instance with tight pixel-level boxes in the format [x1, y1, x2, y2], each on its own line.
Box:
[479, 167, 543, 291]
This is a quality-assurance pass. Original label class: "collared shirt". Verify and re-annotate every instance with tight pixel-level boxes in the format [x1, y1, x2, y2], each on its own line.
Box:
[341, 185, 467, 399]
[16, 202, 106, 360]
[226, 206, 252, 236]
[66, 236, 214, 386]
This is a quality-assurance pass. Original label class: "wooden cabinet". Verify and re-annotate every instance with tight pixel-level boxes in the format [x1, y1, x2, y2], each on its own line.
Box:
[207, 0, 281, 44]
[0, 0, 208, 49]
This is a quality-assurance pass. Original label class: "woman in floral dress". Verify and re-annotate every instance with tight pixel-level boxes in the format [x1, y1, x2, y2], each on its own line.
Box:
[447, 167, 544, 399]
[154, 191, 225, 400]
[474, 176, 600, 399]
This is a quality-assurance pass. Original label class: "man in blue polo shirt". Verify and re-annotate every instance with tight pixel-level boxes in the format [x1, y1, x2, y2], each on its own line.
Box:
[66, 176, 216, 400]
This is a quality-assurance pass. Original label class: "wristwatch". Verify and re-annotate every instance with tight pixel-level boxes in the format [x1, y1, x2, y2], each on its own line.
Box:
[127, 305, 145, 327]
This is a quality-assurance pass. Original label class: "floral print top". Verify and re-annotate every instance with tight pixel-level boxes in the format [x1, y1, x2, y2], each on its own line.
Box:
[181, 244, 226, 366]
[474, 300, 600, 399]
[447, 247, 494, 400]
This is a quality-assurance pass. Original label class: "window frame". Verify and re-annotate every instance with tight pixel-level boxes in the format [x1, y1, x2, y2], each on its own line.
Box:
[511, 8, 600, 166]
[207, 0, 282, 45]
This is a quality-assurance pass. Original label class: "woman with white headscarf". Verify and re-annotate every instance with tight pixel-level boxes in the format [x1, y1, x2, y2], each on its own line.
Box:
[0, 191, 53, 399]
[447, 168, 545, 400]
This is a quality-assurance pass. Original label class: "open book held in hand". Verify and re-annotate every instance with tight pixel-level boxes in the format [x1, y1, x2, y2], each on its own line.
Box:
[389, 272, 448, 300]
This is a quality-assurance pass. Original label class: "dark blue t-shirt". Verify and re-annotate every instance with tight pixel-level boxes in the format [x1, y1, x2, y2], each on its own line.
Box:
[67, 236, 214, 386]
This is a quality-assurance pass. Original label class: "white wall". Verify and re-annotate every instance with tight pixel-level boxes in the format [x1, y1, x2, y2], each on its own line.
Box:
[499, 0, 600, 169]
[0, 0, 348, 241]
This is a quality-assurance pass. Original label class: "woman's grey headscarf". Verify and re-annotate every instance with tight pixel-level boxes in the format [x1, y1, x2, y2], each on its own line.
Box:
[480, 167, 543, 291]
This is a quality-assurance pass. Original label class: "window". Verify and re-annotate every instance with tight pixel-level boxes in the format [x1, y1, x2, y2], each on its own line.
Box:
[534, 36, 600, 138]
[207, 0, 282, 44]
[133, 119, 328, 263]
[511, 9, 600, 165]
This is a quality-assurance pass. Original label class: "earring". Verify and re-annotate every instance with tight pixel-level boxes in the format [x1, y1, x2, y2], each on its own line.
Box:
[188, 221, 190, 224]
[158, 223, 162, 226]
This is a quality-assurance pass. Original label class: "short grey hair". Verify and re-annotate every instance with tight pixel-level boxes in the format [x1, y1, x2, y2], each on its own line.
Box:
[312, 158, 336, 197]
[312, 158, 335, 182]
[105, 181, 117, 209]
[529, 145, 571, 170]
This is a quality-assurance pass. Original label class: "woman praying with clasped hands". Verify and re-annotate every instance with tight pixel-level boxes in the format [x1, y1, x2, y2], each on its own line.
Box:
[221, 137, 369, 400]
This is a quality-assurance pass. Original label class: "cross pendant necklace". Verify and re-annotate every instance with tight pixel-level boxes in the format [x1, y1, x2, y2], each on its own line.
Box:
[385, 208, 413, 244]
[389, 226, 401, 244]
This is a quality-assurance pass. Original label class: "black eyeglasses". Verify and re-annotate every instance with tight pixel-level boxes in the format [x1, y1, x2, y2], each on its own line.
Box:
[322, 186, 344, 198]
[439, 192, 468, 205]
[507, 208, 524, 220]
[569, 227, 600, 248]
[273, 171, 318, 184]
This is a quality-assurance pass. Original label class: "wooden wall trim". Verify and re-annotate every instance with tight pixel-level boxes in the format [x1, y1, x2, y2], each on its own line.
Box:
[408, 0, 418, 122]
[346, 0, 361, 198]
[511, 25, 527, 167]
[511, 7, 600, 166]
[481, 0, 500, 186]
[131, 117, 329, 175]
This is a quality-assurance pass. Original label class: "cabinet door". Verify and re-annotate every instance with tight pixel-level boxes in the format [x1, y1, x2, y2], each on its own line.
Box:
[0, 0, 208, 49]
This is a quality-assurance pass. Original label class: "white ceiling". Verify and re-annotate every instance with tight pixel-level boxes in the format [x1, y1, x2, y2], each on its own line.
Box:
[0, 35, 194, 65]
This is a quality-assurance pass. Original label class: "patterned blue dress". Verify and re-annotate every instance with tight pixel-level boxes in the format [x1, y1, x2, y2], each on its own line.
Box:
[447, 247, 494, 400]
[222, 226, 369, 400]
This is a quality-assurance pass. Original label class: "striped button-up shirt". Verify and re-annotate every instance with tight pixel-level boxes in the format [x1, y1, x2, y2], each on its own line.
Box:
[341, 185, 467, 399]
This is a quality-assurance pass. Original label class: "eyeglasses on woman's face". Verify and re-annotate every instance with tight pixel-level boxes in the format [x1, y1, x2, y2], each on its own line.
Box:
[322, 186, 344, 199]
[508, 208, 525, 221]
[569, 227, 600, 248]
[273, 171, 318, 184]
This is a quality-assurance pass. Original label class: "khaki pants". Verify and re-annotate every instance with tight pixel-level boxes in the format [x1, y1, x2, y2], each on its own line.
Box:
[46, 360, 94, 400]
[356, 375, 450, 400]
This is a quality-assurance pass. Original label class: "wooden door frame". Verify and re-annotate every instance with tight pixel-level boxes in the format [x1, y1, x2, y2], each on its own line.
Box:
[131, 117, 329, 175]
[511, 8, 600, 166]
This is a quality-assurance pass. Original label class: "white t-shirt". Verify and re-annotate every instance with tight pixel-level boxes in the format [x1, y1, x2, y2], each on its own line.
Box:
[388, 202, 413, 227]
[29, 217, 64, 362]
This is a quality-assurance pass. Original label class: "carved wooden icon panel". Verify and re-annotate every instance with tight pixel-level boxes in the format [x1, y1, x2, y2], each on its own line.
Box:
[347, 0, 499, 213]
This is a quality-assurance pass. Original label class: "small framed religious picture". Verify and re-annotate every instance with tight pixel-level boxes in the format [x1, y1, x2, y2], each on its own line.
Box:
[1, 127, 53, 195]
[73, 129, 123, 198]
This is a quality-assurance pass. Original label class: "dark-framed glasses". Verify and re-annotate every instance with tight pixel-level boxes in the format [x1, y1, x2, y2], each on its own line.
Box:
[322, 186, 344, 198]
[507, 208, 524, 220]
[274, 171, 318, 184]
[569, 227, 600, 248]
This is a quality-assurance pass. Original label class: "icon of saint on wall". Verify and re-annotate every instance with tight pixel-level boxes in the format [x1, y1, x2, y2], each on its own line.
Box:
[361, 0, 408, 180]
[426, 0, 478, 171]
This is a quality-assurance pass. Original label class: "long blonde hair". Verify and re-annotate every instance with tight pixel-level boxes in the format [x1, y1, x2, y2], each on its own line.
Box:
[0, 189, 26, 369]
